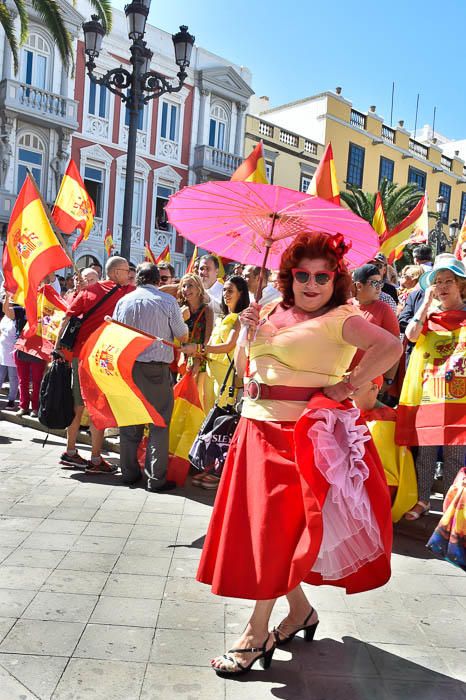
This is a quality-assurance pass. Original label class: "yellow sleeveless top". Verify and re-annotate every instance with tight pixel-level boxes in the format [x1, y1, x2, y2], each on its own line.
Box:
[242, 303, 361, 421]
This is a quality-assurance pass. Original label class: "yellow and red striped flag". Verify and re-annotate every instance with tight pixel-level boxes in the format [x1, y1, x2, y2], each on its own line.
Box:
[231, 141, 268, 184]
[379, 195, 426, 263]
[186, 246, 198, 273]
[104, 229, 114, 256]
[79, 319, 166, 430]
[155, 244, 170, 264]
[168, 372, 205, 485]
[372, 192, 388, 237]
[2, 174, 72, 337]
[52, 159, 95, 251]
[144, 241, 156, 264]
[307, 143, 340, 205]
[382, 195, 429, 264]
[454, 214, 466, 260]
[15, 284, 69, 360]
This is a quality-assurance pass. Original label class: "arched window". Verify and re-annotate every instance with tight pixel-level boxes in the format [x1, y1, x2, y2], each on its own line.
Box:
[16, 133, 45, 192]
[20, 32, 51, 89]
[209, 103, 229, 150]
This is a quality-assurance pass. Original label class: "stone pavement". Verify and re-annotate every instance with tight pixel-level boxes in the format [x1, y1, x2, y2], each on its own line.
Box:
[0, 420, 465, 700]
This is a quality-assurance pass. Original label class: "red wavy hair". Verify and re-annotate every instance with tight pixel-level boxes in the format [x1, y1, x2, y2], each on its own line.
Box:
[278, 232, 352, 309]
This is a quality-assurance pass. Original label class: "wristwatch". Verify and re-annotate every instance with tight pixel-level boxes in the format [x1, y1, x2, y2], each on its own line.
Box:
[384, 378, 394, 386]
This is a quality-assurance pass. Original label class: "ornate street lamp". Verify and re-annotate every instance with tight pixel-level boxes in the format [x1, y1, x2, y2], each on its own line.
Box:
[82, 3, 194, 260]
[428, 195, 457, 257]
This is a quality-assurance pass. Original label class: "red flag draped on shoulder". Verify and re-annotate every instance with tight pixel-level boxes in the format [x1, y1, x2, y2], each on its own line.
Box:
[307, 143, 340, 205]
[155, 244, 170, 264]
[144, 241, 156, 264]
[2, 174, 72, 337]
[231, 141, 268, 183]
[79, 319, 166, 430]
[378, 195, 426, 263]
[52, 159, 95, 251]
[372, 192, 388, 237]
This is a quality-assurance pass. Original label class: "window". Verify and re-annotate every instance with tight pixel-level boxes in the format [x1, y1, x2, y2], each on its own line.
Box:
[88, 82, 107, 118]
[378, 156, 394, 185]
[118, 175, 144, 228]
[160, 101, 179, 142]
[125, 94, 144, 130]
[460, 192, 466, 226]
[155, 184, 174, 230]
[20, 33, 50, 89]
[438, 182, 451, 223]
[408, 166, 426, 191]
[16, 133, 44, 192]
[208, 103, 228, 150]
[265, 162, 273, 184]
[346, 143, 365, 187]
[300, 174, 312, 193]
[83, 166, 105, 217]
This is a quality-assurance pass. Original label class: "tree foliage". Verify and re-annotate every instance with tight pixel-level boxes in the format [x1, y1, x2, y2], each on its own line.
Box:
[340, 179, 423, 231]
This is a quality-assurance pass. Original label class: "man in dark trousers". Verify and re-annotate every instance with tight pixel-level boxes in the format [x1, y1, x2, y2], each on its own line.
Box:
[113, 262, 188, 492]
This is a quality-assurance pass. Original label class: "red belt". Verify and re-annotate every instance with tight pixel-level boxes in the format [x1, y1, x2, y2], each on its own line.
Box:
[245, 380, 318, 402]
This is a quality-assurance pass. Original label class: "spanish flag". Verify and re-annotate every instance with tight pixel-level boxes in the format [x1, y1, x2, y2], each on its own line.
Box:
[15, 284, 69, 361]
[79, 319, 166, 430]
[307, 143, 340, 205]
[454, 214, 466, 260]
[104, 229, 114, 256]
[379, 195, 426, 263]
[168, 372, 205, 485]
[144, 241, 156, 264]
[2, 174, 72, 337]
[155, 244, 170, 264]
[186, 246, 198, 273]
[231, 141, 268, 184]
[52, 159, 95, 251]
[372, 192, 388, 237]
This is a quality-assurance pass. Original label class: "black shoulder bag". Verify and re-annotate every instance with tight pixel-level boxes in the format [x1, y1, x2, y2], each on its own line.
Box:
[59, 284, 121, 351]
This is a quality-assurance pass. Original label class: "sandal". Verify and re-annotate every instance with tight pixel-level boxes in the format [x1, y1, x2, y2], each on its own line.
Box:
[192, 473, 206, 487]
[273, 607, 319, 646]
[212, 634, 275, 677]
[404, 500, 430, 521]
[201, 474, 220, 490]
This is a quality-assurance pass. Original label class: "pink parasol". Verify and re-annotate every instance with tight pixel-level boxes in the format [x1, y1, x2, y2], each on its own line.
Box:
[166, 181, 379, 272]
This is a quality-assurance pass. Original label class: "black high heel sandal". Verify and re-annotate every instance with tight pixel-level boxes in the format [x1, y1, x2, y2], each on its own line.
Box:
[273, 607, 319, 647]
[212, 635, 275, 677]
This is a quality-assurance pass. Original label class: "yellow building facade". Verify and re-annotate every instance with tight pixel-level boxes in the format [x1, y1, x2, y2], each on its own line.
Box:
[257, 90, 466, 229]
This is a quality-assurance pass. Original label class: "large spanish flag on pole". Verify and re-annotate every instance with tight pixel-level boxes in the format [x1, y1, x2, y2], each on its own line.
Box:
[15, 284, 69, 360]
[52, 159, 95, 251]
[79, 319, 167, 430]
[231, 141, 268, 184]
[2, 174, 72, 337]
[307, 143, 340, 205]
[378, 195, 426, 263]
[372, 192, 388, 237]
[144, 241, 156, 264]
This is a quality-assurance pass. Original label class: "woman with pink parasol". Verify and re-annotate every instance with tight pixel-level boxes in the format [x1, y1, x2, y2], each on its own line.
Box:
[167, 183, 403, 678]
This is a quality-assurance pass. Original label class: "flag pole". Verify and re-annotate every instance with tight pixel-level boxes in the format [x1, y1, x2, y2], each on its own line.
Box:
[26, 170, 80, 276]
[104, 316, 176, 348]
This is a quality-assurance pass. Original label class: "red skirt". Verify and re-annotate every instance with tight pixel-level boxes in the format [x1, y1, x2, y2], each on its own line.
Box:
[196, 395, 392, 599]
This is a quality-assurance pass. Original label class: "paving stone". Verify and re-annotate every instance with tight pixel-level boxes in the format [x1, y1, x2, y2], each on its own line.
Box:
[0, 588, 36, 618]
[168, 557, 201, 578]
[122, 538, 173, 558]
[0, 664, 39, 700]
[354, 611, 430, 646]
[0, 517, 44, 532]
[102, 573, 165, 599]
[0, 530, 29, 547]
[22, 591, 98, 623]
[71, 535, 127, 555]
[91, 509, 139, 524]
[382, 679, 465, 700]
[141, 498, 184, 514]
[81, 521, 133, 539]
[0, 565, 52, 590]
[150, 628, 225, 667]
[89, 595, 161, 627]
[367, 642, 452, 680]
[135, 512, 182, 526]
[157, 600, 224, 632]
[141, 663, 225, 700]
[52, 658, 146, 700]
[57, 551, 119, 573]
[41, 569, 108, 596]
[113, 554, 171, 577]
[74, 623, 153, 662]
[0, 547, 16, 563]
[164, 577, 218, 604]
[7, 504, 54, 518]
[20, 532, 79, 551]
[0, 652, 68, 699]
[0, 619, 84, 656]
[35, 519, 88, 535]
[4, 548, 66, 569]
[0, 617, 17, 643]
[50, 508, 98, 521]
[129, 524, 179, 541]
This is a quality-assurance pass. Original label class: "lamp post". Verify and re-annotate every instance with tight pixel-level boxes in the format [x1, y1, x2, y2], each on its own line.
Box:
[429, 195, 448, 257]
[82, 2, 194, 261]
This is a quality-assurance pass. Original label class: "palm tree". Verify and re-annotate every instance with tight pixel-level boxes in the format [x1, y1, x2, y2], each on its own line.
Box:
[340, 179, 423, 231]
[0, 0, 112, 75]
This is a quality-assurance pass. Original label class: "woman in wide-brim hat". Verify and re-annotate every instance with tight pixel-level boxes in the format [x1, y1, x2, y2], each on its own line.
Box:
[398, 254, 466, 521]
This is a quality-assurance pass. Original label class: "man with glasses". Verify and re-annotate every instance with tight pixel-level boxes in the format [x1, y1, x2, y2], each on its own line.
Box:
[350, 264, 400, 392]
[54, 256, 131, 474]
[158, 263, 176, 285]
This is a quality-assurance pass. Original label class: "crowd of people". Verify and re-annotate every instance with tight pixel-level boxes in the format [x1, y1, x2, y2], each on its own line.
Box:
[0, 233, 465, 677]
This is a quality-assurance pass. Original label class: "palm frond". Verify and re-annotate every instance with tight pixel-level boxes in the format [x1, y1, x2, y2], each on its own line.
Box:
[11, 0, 28, 44]
[89, 0, 112, 33]
[31, 0, 74, 73]
[341, 181, 423, 230]
[0, 2, 19, 73]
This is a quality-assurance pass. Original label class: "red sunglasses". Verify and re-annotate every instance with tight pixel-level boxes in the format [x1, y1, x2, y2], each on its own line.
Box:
[291, 268, 335, 286]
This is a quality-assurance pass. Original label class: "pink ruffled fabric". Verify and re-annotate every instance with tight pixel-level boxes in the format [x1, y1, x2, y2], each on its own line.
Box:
[307, 407, 384, 580]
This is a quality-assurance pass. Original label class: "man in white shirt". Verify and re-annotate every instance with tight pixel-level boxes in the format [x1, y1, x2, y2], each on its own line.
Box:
[243, 265, 282, 305]
[199, 255, 223, 314]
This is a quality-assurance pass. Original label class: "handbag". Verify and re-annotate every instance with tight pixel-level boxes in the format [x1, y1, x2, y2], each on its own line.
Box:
[189, 357, 240, 476]
[60, 284, 121, 350]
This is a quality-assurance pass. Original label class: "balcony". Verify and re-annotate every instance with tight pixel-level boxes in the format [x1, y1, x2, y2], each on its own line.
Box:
[193, 145, 242, 178]
[279, 128, 298, 147]
[381, 125, 395, 143]
[150, 228, 176, 254]
[350, 109, 366, 130]
[441, 155, 452, 171]
[259, 121, 274, 137]
[409, 139, 428, 159]
[114, 223, 143, 248]
[304, 139, 318, 155]
[0, 79, 78, 130]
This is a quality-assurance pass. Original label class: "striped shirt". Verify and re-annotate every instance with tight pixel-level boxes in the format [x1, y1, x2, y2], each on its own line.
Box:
[113, 285, 188, 363]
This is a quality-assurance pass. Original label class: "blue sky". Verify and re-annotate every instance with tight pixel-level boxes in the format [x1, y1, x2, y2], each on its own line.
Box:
[112, 0, 466, 140]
